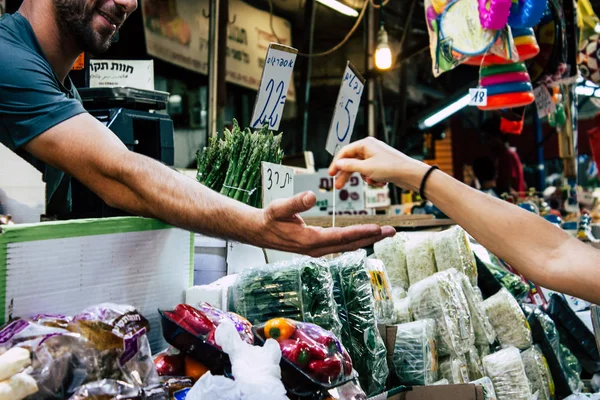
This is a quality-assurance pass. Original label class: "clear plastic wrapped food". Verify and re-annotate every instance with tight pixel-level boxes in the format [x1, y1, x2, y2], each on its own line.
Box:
[457, 273, 496, 346]
[432, 378, 449, 385]
[408, 269, 474, 356]
[483, 347, 532, 400]
[471, 377, 498, 400]
[254, 318, 355, 388]
[329, 250, 388, 396]
[232, 256, 343, 339]
[432, 226, 478, 286]
[465, 347, 485, 381]
[483, 289, 532, 350]
[393, 292, 412, 325]
[373, 233, 410, 291]
[68, 380, 169, 400]
[405, 235, 437, 286]
[392, 319, 438, 386]
[439, 355, 469, 384]
[521, 345, 555, 400]
[365, 258, 395, 324]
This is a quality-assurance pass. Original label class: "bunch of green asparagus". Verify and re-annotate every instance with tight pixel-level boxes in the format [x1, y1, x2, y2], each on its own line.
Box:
[196, 119, 284, 207]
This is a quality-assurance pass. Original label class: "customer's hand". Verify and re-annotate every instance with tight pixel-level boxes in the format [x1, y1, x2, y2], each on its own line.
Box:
[328, 137, 429, 192]
[255, 191, 395, 257]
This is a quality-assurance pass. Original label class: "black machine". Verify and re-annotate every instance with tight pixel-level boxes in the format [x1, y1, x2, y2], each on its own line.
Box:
[71, 87, 174, 218]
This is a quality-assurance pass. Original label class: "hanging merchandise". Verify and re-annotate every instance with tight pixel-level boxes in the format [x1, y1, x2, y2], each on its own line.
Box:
[548, 86, 567, 128]
[507, 0, 547, 29]
[578, 34, 600, 84]
[392, 319, 439, 386]
[577, 0, 600, 47]
[477, 62, 536, 110]
[499, 107, 526, 135]
[425, 0, 514, 77]
[478, 0, 512, 30]
[464, 27, 536, 66]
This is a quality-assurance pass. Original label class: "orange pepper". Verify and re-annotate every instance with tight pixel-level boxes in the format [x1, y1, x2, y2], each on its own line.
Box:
[264, 318, 296, 341]
[184, 356, 209, 382]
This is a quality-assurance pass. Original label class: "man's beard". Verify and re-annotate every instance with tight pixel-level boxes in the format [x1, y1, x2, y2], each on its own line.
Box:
[54, 0, 115, 55]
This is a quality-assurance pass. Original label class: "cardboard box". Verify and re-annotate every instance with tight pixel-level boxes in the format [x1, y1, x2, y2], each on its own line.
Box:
[383, 384, 484, 400]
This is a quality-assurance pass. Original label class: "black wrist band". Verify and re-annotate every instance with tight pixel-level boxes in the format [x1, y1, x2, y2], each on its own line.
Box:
[419, 165, 439, 201]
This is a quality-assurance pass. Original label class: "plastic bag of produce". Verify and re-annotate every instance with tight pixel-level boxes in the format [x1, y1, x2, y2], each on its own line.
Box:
[439, 355, 469, 384]
[408, 269, 474, 356]
[254, 318, 354, 389]
[392, 319, 438, 386]
[405, 235, 437, 285]
[471, 377, 498, 400]
[521, 345, 555, 400]
[524, 304, 584, 397]
[465, 347, 485, 381]
[457, 272, 496, 346]
[329, 250, 388, 395]
[432, 226, 478, 285]
[483, 289, 532, 350]
[481, 258, 530, 301]
[365, 258, 395, 324]
[393, 289, 412, 325]
[232, 256, 343, 339]
[373, 233, 409, 291]
[482, 347, 532, 400]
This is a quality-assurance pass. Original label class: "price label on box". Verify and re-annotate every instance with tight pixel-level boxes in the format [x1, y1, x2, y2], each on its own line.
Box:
[534, 85, 556, 118]
[326, 62, 365, 156]
[261, 161, 294, 207]
[251, 44, 298, 131]
[469, 88, 487, 106]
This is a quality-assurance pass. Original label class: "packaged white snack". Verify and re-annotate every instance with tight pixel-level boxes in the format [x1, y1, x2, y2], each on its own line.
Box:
[483, 289, 532, 350]
[405, 236, 437, 286]
[483, 347, 532, 400]
[393, 319, 438, 386]
[457, 273, 496, 345]
[374, 233, 410, 291]
[432, 226, 478, 285]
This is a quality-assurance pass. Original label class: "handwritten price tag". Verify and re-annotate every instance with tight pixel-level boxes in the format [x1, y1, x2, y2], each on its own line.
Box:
[534, 85, 556, 118]
[326, 62, 365, 156]
[261, 161, 294, 207]
[469, 88, 487, 106]
[251, 44, 298, 131]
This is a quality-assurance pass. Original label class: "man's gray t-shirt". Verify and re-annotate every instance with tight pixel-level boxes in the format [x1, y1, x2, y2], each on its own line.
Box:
[0, 12, 87, 217]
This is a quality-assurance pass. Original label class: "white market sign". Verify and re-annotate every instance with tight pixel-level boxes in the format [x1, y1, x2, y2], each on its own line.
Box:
[141, 0, 296, 101]
[90, 60, 154, 90]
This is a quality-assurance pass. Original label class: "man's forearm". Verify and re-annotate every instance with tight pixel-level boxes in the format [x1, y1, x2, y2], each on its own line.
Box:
[399, 168, 600, 302]
[107, 151, 264, 244]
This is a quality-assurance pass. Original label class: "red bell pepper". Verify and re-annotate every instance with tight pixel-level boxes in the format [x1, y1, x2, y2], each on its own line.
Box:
[173, 304, 215, 336]
[341, 350, 353, 376]
[165, 311, 199, 336]
[315, 336, 341, 356]
[280, 339, 311, 368]
[292, 329, 328, 359]
[205, 329, 221, 349]
[308, 356, 342, 382]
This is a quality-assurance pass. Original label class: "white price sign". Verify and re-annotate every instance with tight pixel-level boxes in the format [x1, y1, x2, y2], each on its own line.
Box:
[326, 62, 365, 156]
[251, 44, 298, 131]
[261, 162, 294, 207]
[534, 85, 556, 118]
[469, 88, 487, 106]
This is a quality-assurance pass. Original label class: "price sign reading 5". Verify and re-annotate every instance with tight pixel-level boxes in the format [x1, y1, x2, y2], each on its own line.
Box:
[326, 61, 366, 156]
[251, 43, 298, 132]
[261, 161, 295, 208]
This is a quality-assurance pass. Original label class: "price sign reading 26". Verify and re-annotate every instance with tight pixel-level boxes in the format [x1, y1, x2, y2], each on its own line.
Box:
[251, 43, 298, 131]
[261, 162, 295, 208]
[326, 61, 366, 156]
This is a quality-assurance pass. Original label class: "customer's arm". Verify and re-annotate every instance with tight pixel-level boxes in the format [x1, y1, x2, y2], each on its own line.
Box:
[22, 114, 394, 256]
[329, 138, 600, 304]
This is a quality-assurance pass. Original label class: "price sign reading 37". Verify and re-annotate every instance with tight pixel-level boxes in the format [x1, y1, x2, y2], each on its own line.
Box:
[251, 43, 298, 131]
[261, 161, 295, 208]
[326, 61, 366, 156]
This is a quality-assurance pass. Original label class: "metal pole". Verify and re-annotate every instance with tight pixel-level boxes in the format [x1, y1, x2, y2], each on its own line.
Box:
[302, 0, 316, 152]
[532, 111, 546, 191]
[208, 0, 220, 138]
[366, 2, 376, 137]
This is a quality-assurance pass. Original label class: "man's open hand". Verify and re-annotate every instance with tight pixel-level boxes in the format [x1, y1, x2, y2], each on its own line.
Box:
[256, 191, 395, 257]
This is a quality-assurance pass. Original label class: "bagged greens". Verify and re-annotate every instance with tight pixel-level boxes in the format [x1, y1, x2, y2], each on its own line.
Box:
[365, 258, 395, 324]
[392, 319, 438, 386]
[465, 347, 485, 381]
[483, 347, 532, 400]
[232, 256, 343, 339]
[329, 250, 388, 396]
[457, 273, 496, 346]
[405, 235, 437, 286]
[432, 226, 478, 286]
[408, 269, 474, 356]
[521, 345, 555, 400]
[471, 377, 498, 400]
[483, 289, 532, 350]
[374, 233, 410, 291]
[439, 355, 470, 384]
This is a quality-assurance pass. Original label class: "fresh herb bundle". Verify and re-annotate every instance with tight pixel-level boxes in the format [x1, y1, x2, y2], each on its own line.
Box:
[196, 119, 284, 207]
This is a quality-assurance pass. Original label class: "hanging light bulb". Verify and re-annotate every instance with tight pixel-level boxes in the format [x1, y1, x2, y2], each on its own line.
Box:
[375, 25, 392, 70]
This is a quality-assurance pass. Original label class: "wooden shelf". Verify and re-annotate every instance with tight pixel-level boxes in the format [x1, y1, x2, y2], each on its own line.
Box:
[303, 215, 455, 230]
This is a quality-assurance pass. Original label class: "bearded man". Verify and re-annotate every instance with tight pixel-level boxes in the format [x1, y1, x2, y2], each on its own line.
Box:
[0, 0, 393, 256]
